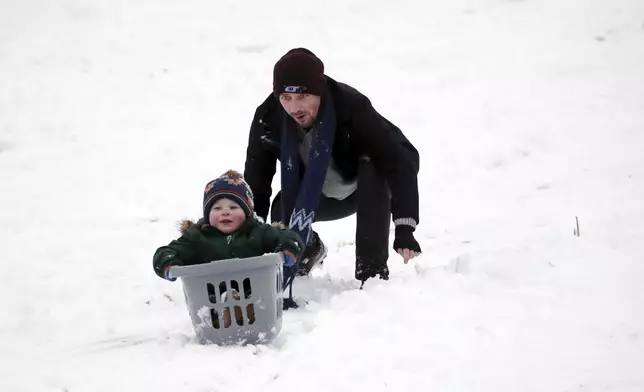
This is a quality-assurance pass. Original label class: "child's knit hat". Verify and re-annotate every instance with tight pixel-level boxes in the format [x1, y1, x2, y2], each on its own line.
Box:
[203, 170, 255, 224]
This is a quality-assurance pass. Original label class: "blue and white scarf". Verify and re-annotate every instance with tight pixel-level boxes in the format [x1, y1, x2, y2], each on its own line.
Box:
[279, 95, 337, 245]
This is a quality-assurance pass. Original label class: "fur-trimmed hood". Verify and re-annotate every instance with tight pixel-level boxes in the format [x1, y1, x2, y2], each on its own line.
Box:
[177, 219, 199, 234]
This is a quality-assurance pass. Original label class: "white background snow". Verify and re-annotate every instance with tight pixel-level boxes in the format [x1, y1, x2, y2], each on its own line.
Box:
[1, 0, 644, 391]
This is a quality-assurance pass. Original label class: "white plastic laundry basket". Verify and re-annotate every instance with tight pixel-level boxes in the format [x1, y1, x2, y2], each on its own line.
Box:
[169, 253, 284, 345]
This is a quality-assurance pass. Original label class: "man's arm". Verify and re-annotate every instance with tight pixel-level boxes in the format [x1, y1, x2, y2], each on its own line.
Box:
[352, 97, 420, 230]
[243, 105, 278, 222]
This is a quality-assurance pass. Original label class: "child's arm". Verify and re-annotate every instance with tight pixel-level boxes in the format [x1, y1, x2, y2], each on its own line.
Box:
[152, 229, 199, 280]
[261, 223, 305, 264]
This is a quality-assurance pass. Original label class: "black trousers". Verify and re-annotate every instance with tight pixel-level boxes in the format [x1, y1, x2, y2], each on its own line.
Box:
[269, 158, 391, 278]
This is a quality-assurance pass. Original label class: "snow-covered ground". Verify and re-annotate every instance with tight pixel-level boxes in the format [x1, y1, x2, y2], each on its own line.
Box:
[2, 0, 644, 391]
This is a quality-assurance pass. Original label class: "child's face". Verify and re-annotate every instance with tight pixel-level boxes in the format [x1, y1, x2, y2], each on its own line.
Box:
[209, 198, 246, 233]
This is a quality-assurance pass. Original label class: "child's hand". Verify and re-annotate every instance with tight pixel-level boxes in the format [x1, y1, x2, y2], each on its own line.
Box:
[280, 236, 303, 256]
[164, 265, 177, 281]
[282, 250, 297, 267]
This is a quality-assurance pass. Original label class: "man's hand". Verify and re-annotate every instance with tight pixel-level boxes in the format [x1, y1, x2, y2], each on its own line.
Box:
[396, 248, 419, 264]
[393, 225, 422, 264]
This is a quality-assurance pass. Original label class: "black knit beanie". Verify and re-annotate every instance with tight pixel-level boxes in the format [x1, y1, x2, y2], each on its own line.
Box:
[273, 48, 326, 97]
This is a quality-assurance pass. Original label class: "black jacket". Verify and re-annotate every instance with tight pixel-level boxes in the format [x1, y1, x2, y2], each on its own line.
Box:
[243, 76, 420, 227]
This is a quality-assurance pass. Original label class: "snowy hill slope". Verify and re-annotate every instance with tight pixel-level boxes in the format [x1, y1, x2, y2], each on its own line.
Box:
[1, 0, 643, 391]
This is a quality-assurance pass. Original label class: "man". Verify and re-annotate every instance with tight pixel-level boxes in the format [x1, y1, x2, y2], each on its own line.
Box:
[243, 48, 421, 286]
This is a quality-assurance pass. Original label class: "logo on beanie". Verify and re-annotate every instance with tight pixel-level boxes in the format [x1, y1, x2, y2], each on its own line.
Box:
[284, 85, 308, 93]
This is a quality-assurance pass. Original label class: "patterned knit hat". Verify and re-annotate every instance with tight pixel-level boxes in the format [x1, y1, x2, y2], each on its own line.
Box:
[203, 170, 255, 224]
[273, 48, 326, 97]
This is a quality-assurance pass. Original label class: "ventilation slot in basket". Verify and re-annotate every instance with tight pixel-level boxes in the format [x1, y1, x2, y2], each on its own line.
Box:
[276, 271, 283, 319]
[247, 304, 256, 324]
[206, 283, 217, 303]
[243, 278, 252, 299]
[207, 279, 256, 328]
[210, 309, 220, 329]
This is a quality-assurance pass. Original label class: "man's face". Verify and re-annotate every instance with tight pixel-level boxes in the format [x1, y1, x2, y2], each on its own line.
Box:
[278, 93, 321, 127]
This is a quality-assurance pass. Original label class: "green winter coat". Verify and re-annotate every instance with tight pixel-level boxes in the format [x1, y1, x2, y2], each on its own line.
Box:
[152, 217, 304, 279]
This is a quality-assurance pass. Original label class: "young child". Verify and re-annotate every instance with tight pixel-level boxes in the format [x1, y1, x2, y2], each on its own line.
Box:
[153, 170, 305, 324]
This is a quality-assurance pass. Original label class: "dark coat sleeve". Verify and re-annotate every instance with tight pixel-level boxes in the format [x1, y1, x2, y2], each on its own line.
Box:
[352, 96, 420, 228]
[243, 104, 278, 222]
[152, 229, 199, 278]
[259, 224, 305, 261]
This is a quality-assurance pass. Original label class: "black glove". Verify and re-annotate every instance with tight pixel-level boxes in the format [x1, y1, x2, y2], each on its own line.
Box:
[157, 253, 182, 281]
[393, 225, 421, 253]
